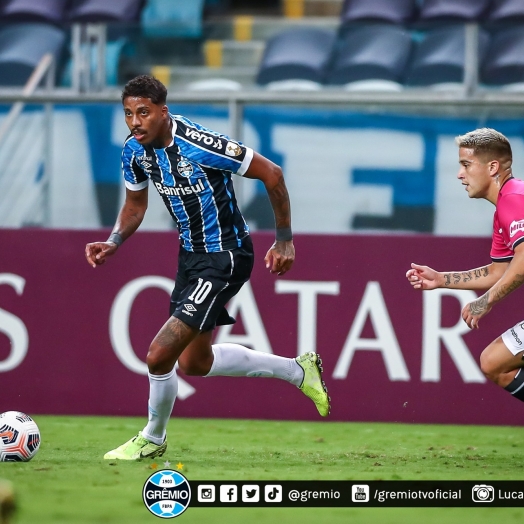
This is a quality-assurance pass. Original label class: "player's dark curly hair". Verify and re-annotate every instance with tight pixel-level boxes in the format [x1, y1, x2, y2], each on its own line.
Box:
[121, 75, 167, 105]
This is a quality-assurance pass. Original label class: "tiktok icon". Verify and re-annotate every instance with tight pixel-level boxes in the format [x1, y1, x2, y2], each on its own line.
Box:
[264, 485, 283, 503]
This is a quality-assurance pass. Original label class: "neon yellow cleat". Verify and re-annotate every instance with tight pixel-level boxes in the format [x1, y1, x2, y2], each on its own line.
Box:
[296, 352, 331, 417]
[103, 432, 167, 460]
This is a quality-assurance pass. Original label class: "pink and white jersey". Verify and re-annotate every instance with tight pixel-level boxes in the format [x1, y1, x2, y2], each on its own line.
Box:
[491, 177, 524, 262]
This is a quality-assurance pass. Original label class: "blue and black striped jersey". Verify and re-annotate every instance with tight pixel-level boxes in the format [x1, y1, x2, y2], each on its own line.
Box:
[122, 114, 253, 253]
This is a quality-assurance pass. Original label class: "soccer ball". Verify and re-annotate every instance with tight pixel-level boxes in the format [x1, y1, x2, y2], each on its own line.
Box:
[0, 411, 41, 462]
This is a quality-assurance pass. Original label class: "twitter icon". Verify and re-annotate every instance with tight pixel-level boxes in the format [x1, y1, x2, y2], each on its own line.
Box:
[242, 485, 260, 502]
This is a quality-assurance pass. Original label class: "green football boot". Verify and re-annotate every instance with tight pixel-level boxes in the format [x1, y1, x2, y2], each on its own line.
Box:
[103, 431, 167, 460]
[296, 352, 331, 417]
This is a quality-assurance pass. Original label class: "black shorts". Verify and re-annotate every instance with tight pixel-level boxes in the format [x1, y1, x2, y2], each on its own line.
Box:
[170, 236, 254, 332]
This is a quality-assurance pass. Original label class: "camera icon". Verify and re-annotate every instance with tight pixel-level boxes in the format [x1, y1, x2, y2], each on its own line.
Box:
[472, 484, 495, 503]
[198, 485, 215, 502]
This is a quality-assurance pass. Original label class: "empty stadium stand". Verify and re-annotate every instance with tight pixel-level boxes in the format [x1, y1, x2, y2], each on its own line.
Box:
[0, 0, 522, 91]
[326, 24, 412, 86]
[256, 27, 336, 85]
[416, 0, 492, 24]
[487, 0, 524, 25]
[482, 26, 524, 86]
[340, 0, 417, 25]
[0, 0, 69, 25]
[0, 23, 66, 85]
[67, 0, 145, 23]
[141, 0, 205, 39]
[405, 25, 489, 87]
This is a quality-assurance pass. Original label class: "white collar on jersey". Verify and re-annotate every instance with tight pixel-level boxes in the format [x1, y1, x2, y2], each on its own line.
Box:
[166, 114, 177, 148]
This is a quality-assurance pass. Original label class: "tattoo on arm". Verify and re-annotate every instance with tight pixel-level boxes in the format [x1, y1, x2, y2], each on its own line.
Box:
[474, 267, 489, 280]
[469, 293, 490, 315]
[470, 274, 524, 315]
[492, 273, 524, 302]
[443, 266, 491, 287]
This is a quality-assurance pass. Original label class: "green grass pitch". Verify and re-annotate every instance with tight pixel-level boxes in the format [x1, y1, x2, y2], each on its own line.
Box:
[1, 416, 524, 523]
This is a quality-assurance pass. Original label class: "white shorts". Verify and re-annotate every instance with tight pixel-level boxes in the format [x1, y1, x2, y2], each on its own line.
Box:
[501, 320, 524, 355]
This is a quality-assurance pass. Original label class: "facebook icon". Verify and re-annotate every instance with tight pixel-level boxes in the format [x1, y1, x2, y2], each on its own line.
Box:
[220, 485, 238, 503]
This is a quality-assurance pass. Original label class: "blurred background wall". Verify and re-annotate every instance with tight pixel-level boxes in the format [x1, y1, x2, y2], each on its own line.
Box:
[1, 0, 524, 236]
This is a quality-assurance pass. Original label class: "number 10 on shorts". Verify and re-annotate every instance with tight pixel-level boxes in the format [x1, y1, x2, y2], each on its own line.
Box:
[188, 278, 212, 304]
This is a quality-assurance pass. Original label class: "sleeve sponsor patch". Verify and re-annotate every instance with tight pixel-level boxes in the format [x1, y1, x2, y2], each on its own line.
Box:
[183, 126, 224, 150]
[225, 141, 242, 157]
[509, 219, 524, 238]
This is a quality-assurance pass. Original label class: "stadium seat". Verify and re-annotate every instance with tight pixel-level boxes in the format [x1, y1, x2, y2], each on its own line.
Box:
[487, 0, 524, 25]
[204, 0, 230, 16]
[141, 0, 205, 39]
[0, 0, 69, 25]
[343, 79, 403, 91]
[405, 26, 489, 87]
[326, 25, 412, 86]
[185, 78, 242, 91]
[427, 82, 466, 91]
[265, 79, 322, 90]
[256, 28, 337, 85]
[482, 28, 524, 86]
[0, 23, 66, 86]
[416, 0, 492, 23]
[67, 0, 145, 23]
[501, 82, 524, 92]
[340, 0, 418, 25]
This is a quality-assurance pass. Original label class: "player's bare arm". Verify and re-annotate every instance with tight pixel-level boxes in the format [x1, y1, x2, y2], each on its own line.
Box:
[244, 152, 295, 276]
[406, 261, 508, 291]
[462, 244, 524, 329]
[85, 186, 148, 268]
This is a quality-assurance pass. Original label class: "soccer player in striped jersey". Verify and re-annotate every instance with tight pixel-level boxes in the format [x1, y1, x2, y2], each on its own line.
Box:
[407, 128, 524, 405]
[85, 75, 330, 460]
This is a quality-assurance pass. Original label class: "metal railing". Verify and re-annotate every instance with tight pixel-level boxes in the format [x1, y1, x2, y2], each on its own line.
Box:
[1, 85, 523, 150]
[0, 53, 55, 226]
[71, 23, 107, 93]
[0, 53, 55, 143]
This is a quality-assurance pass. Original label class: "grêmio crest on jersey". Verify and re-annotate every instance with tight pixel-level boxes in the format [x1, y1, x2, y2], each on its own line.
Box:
[121, 114, 253, 253]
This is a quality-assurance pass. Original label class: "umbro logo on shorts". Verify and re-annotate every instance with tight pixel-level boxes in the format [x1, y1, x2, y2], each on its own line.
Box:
[182, 303, 196, 317]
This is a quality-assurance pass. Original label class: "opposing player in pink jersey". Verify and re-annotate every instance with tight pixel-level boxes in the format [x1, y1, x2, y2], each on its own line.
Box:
[406, 128, 524, 403]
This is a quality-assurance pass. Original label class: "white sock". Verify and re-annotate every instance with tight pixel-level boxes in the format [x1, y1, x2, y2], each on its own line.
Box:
[142, 369, 178, 445]
[205, 343, 304, 387]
